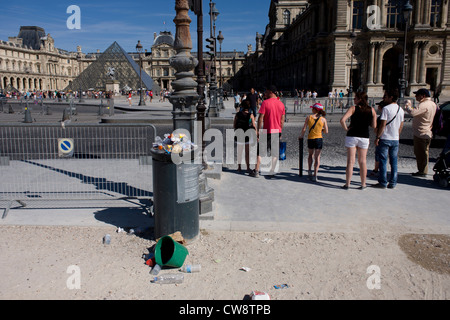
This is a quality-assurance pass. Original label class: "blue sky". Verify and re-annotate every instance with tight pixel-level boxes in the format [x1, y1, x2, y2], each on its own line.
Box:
[0, 0, 270, 54]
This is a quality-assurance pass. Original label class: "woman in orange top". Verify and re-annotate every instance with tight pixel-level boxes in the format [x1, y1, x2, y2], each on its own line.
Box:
[299, 103, 329, 181]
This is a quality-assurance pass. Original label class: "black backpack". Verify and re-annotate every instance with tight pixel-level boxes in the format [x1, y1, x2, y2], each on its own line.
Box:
[235, 112, 253, 131]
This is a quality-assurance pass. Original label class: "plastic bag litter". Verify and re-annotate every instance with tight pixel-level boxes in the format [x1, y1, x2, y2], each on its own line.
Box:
[153, 133, 196, 154]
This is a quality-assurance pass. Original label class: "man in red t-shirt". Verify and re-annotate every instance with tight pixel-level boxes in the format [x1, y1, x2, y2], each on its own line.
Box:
[250, 85, 285, 177]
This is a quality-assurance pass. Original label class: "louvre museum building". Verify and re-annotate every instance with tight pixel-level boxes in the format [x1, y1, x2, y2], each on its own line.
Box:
[1, 1, 450, 98]
[235, 0, 450, 97]
[0, 27, 245, 94]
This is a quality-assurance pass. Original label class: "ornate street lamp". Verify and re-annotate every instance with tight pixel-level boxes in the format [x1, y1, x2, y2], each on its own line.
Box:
[189, 0, 207, 158]
[189, 0, 215, 216]
[399, 0, 413, 106]
[217, 30, 224, 88]
[217, 30, 224, 110]
[346, 30, 357, 108]
[136, 40, 146, 106]
[207, 0, 220, 117]
[76, 52, 84, 103]
[210, 1, 219, 21]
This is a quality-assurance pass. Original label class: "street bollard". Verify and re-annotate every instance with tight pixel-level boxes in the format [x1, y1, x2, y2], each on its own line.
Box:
[62, 108, 71, 121]
[24, 103, 32, 123]
[98, 100, 104, 116]
[151, 148, 200, 242]
[299, 138, 304, 177]
[108, 98, 115, 116]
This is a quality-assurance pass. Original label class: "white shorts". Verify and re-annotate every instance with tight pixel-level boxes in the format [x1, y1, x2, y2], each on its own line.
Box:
[345, 136, 370, 149]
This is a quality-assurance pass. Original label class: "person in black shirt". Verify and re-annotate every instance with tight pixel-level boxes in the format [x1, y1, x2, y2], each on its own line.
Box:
[248, 88, 260, 118]
[340, 92, 377, 190]
[233, 99, 257, 173]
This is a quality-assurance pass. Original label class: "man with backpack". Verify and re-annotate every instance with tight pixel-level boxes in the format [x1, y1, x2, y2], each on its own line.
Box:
[374, 89, 404, 189]
[404, 88, 437, 177]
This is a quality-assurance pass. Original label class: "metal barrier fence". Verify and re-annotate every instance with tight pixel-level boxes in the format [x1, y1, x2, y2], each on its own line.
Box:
[281, 97, 416, 115]
[0, 123, 156, 218]
[3, 98, 115, 119]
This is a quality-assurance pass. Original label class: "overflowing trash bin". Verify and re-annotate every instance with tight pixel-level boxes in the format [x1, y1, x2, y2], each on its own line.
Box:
[151, 133, 200, 241]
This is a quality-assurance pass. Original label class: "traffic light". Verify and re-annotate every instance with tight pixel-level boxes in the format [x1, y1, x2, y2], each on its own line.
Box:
[188, 0, 201, 15]
[206, 37, 215, 58]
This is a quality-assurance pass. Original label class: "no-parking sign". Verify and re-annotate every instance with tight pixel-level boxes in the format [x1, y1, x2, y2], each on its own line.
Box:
[58, 138, 74, 157]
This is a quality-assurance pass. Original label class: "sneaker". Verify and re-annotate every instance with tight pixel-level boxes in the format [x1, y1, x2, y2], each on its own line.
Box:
[312, 175, 318, 182]
[341, 184, 349, 190]
[249, 170, 259, 178]
[372, 183, 387, 189]
[358, 185, 367, 190]
[387, 184, 396, 189]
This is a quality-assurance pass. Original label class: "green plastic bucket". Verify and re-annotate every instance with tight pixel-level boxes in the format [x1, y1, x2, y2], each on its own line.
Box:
[155, 236, 189, 268]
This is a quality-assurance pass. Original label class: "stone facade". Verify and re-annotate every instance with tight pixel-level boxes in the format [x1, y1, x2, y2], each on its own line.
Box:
[237, 0, 450, 97]
[140, 31, 246, 92]
[0, 26, 88, 92]
[1, 27, 246, 94]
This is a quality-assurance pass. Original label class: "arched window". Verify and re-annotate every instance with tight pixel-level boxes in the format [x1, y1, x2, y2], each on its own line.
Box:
[283, 10, 291, 25]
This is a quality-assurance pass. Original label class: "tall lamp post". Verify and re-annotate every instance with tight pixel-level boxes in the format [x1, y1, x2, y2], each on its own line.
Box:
[207, 0, 219, 117]
[217, 30, 224, 110]
[76, 52, 84, 103]
[136, 40, 146, 106]
[189, 0, 207, 160]
[399, 0, 413, 106]
[189, 0, 215, 216]
[217, 30, 224, 88]
[346, 29, 357, 109]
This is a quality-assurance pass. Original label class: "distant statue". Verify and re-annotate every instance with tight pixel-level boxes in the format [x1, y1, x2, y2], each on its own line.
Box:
[107, 67, 115, 80]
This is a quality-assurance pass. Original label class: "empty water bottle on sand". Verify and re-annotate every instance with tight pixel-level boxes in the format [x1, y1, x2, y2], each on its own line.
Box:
[152, 273, 184, 284]
[180, 265, 201, 273]
[103, 234, 111, 245]
[150, 264, 161, 275]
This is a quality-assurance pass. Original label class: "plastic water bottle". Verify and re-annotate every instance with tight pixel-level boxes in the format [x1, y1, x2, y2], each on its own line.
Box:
[150, 264, 161, 275]
[180, 265, 201, 273]
[103, 234, 111, 245]
[152, 273, 184, 284]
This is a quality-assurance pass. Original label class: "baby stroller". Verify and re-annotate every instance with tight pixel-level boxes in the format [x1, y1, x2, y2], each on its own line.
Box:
[433, 148, 450, 188]
[433, 102, 450, 188]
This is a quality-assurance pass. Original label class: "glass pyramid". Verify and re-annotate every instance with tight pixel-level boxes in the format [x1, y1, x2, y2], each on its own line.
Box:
[65, 41, 155, 92]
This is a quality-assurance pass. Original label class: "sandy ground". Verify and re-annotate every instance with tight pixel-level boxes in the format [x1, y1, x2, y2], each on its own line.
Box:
[0, 224, 448, 300]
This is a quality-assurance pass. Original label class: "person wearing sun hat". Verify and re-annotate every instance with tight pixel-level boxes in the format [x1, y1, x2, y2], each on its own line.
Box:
[404, 88, 437, 177]
[299, 103, 329, 181]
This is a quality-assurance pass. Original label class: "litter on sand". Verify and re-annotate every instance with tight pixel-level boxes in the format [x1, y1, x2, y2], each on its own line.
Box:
[274, 284, 289, 289]
[250, 291, 271, 300]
